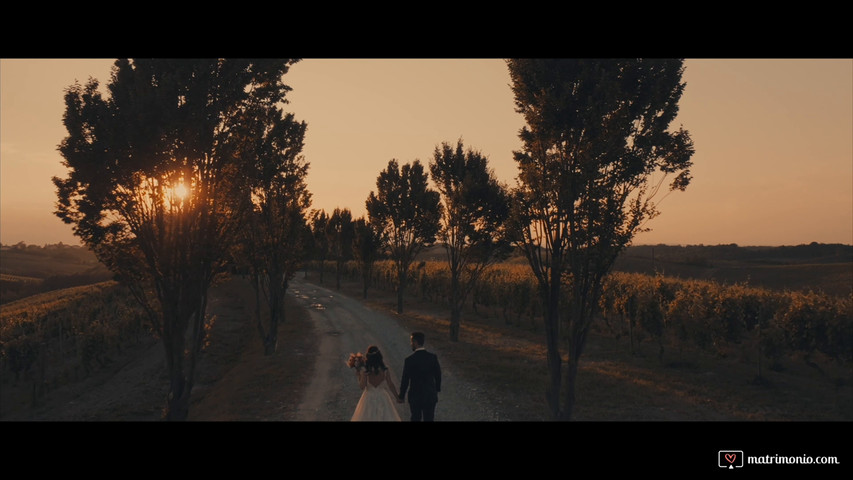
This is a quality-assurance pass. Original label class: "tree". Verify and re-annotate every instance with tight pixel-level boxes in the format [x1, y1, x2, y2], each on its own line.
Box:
[326, 207, 355, 290]
[310, 209, 330, 284]
[299, 213, 315, 279]
[366, 159, 441, 314]
[231, 97, 311, 356]
[506, 58, 695, 420]
[53, 58, 299, 420]
[429, 139, 511, 342]
[352, 216, 384, 299]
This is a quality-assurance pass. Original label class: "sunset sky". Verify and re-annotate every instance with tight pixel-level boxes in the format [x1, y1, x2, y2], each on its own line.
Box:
[1, 58, 851, 247]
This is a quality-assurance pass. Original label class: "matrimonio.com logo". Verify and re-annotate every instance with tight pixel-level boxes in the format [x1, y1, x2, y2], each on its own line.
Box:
[718, 450, 841, 469]
[719, 450, 744, 469]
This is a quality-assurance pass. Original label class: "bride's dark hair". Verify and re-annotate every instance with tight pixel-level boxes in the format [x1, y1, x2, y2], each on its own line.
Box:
[364, 345, 387, 374]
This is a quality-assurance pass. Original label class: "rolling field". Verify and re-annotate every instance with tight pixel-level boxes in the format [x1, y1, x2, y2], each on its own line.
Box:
[0, 245, 103, 277]
[0, 245, 112, 304]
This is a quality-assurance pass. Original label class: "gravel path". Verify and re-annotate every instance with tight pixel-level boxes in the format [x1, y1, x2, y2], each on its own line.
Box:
[289, 277, 502, 421]
[1, 276, 505, 422]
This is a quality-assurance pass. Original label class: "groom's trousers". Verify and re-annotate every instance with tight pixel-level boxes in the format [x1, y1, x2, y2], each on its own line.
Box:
[410, 400, 436, 422]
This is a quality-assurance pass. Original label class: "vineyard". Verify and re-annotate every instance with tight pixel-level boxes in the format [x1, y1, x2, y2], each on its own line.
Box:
[330, 258, 853, 382]
[3, 252, 850, 420]
[0, 281, 152, 416]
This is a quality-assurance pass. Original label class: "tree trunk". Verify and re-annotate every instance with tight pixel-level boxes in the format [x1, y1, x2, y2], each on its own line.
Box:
[449, 271, 461, 342]
[264, 277, 285, 356]
[561, 350, 580, 421]
[449, 305, 462, 343]
[543, 286, 563, 420]
[253, 275, 267, 343]
[396, 266, 406, 314]
[264, 334, 277, 355]
[163, 288, 210, 422]
[163, 324, 190, 421]
[629, 314, 635, 355]
[264, 303, 278, 356]
[362, 270, 370, 299]
[164, 374, 190, 421]
[756, 324, 763, 381]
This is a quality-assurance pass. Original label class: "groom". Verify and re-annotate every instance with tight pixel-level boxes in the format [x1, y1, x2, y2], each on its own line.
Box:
[397, 331, 441, 421]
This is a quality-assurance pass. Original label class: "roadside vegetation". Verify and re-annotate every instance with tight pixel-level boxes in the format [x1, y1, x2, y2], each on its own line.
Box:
[313, 256, 852, 421]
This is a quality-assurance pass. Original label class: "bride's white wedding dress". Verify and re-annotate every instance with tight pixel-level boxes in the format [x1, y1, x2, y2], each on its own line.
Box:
[351, 371, 401, 422]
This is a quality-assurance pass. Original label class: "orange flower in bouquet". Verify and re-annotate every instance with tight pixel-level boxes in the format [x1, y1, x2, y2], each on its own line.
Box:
[347, 352, 365, 369]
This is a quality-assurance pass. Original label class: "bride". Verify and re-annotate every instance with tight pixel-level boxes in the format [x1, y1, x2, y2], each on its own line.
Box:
[351, 345, 402, 422]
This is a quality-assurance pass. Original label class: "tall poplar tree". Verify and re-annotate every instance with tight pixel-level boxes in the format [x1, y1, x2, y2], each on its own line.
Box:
[53, 58, 299, 420]
[231, 99, 311, 356]
[352, 216, 384, 299]
[366, 159, 441, 314]
[326, 207, 355, 290]
[310, 209, 330, 284]
[506, 58, 695, 420]
[429, 139, 511, 342]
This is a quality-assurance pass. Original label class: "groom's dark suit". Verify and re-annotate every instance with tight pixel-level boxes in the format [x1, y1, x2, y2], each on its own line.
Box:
[399, 348, 441, 421]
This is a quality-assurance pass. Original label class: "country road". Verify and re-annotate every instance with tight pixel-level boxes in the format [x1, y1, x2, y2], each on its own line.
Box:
[0, 274, 505, 422]
[288, 277, 503, 421]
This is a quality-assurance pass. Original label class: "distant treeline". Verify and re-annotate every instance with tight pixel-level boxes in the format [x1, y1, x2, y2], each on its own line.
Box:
[1, 242, 96, 264]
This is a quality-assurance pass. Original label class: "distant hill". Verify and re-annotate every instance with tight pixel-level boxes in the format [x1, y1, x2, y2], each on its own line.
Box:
[622, 242, 852, 266]
[0, 243, 113, 304]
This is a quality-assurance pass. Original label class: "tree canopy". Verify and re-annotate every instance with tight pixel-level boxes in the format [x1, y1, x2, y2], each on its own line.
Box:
[53, 58, 301, 420]
[506, 58, 695, 420]
[429, 139, 511, 341]
[230, 96, 311, 356]
[366, 159, 441, 314]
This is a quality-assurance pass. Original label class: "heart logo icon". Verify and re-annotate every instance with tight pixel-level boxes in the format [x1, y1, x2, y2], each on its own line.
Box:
[725, 453, 737, 464]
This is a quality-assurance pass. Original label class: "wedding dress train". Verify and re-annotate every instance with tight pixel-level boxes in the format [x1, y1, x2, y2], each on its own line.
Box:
[351, 374, 401, 422]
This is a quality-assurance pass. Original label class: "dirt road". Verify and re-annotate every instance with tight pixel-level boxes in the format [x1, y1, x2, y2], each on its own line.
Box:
[1, 275, 505, 421]
[289, 277, 502, 421]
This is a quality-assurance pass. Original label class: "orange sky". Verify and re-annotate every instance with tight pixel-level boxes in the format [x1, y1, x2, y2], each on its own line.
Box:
[1, 58, 851, 247]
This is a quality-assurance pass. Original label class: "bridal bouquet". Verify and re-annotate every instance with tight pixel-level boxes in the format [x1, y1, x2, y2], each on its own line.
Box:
[346, 352, 365, 370]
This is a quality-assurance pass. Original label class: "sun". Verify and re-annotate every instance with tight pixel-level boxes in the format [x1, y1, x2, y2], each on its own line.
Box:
[173, 183, 189, 201]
